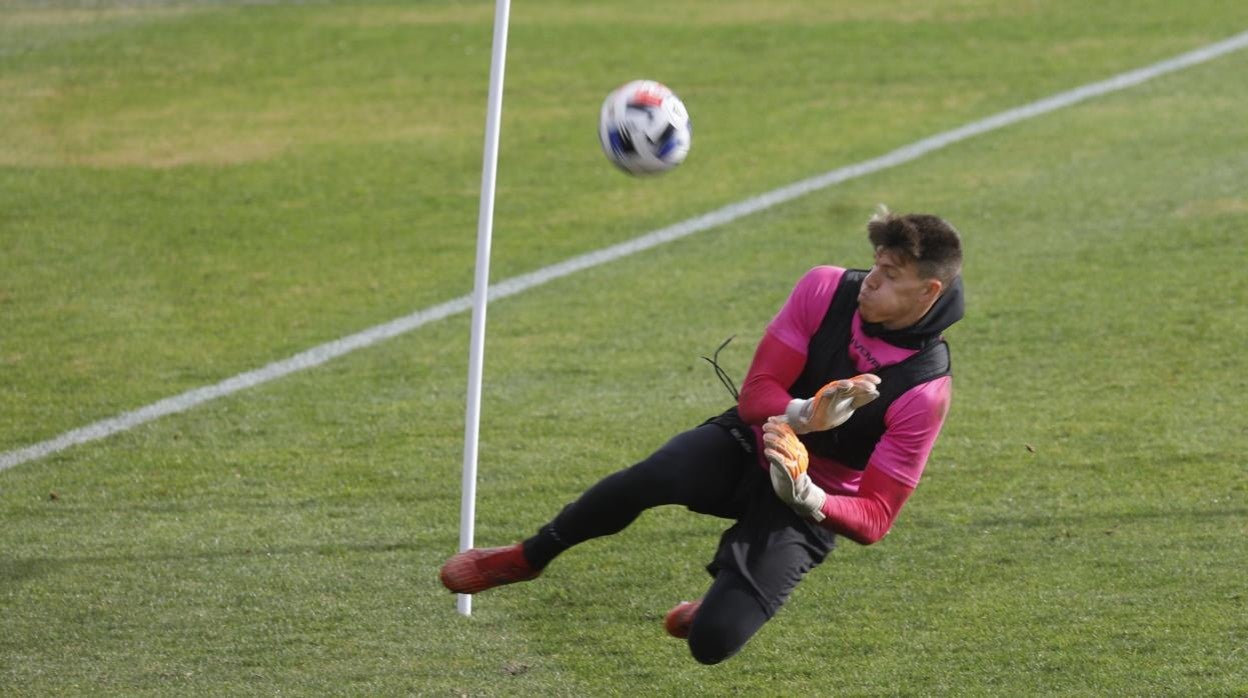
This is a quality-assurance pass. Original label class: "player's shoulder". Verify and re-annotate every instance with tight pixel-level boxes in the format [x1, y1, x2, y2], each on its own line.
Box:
[791, 265, 849, 299]
[799, 264, 847, 283]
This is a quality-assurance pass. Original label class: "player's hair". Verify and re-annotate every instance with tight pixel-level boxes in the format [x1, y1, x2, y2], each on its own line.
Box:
[867, 206, 963, 285]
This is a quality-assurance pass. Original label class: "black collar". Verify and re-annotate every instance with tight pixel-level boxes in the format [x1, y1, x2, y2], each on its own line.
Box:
[860, 276, 965, 350]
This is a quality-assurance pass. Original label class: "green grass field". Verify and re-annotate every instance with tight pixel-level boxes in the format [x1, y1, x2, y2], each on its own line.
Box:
[3, 1, 1247, 694]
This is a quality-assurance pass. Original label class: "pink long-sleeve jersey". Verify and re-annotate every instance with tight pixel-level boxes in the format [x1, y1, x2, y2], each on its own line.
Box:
[737, 266, 953, 542]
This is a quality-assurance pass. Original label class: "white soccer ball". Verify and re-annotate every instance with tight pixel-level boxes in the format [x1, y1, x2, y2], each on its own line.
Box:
[598, 80, 692, 176]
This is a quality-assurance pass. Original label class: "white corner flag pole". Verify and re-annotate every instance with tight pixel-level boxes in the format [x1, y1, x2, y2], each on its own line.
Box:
[457, 0, 512, 617]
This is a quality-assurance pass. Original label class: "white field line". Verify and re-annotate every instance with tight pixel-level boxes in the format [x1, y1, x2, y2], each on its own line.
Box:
[4, 30, 1248, 472]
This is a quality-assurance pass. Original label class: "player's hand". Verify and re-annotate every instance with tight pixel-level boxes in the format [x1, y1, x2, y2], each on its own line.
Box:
[762, 417, 826, 522]
[784, 374, 881, 434]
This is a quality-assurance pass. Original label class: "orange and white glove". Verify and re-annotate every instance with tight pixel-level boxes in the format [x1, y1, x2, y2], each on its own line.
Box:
[762, 417, 826, 522]
[784, 374, 881, 434]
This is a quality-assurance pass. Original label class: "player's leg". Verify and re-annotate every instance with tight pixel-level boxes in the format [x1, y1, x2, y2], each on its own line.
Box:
[522, 421, 753, 568]
[441, 421, 752, 594]
[684, 569, 769, 665]
[676, 470, 838, 663]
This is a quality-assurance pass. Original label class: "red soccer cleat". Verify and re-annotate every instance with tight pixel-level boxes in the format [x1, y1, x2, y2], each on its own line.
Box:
[440, 544, 540, 594]
[664, 599, 702, 639]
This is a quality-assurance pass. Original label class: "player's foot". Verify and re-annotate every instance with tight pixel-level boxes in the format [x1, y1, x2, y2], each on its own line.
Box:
[664, 599, 702, 639]
[440, 544, 540, 594]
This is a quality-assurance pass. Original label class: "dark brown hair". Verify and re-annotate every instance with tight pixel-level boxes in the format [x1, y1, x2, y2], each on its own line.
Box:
[866, 207, 963, 285]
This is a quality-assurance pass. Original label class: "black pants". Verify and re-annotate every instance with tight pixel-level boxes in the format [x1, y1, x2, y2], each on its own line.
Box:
[523, 416, 838, 664]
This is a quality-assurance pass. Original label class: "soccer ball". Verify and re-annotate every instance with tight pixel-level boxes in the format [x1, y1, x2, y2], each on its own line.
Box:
[598, 80, 692, 175]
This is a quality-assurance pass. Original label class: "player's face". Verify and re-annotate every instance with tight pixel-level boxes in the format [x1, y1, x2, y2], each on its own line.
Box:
[858, 248, 938, 329]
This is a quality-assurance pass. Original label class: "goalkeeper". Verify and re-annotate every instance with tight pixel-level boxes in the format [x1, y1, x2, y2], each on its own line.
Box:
[441, 208, 965, 665]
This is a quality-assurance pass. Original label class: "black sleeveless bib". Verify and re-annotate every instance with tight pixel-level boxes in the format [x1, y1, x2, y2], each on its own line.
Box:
[788, 270, 951, 470]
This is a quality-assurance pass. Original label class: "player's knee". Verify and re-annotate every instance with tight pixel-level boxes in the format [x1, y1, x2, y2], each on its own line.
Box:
[686, 618, 747, 665]
[688, 637, 733, 665]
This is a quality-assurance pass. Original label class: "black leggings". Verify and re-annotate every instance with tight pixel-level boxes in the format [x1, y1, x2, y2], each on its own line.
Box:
[687, 566, 772, 664]
[523, 421, 837, 664]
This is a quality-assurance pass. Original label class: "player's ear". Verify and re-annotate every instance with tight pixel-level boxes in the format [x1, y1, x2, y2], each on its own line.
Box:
[923, 277, 944, 302]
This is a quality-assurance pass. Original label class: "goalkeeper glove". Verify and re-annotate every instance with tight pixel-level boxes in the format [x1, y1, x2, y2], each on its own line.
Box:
[762, 417, 826, 522]
[784, 373, 881, 434]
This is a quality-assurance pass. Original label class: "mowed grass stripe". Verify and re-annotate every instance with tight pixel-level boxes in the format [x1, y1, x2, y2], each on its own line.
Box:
[3, 27, 1247, 473]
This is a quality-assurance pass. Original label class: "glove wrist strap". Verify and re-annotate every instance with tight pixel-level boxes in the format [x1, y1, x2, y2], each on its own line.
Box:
[808, 490, 827, 522]
[785, 399, 811, 434]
